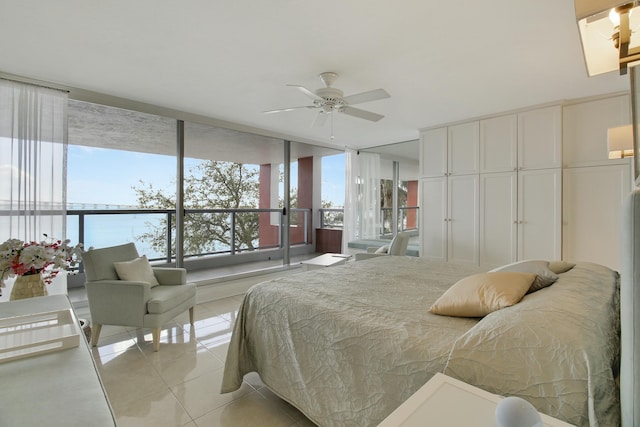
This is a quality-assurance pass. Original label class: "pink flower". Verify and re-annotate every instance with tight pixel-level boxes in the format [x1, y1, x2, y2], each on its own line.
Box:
[0, 237, 83, 286]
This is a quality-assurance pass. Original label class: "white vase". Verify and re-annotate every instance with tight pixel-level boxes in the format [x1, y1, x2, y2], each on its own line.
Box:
[10, 273, 48, 300]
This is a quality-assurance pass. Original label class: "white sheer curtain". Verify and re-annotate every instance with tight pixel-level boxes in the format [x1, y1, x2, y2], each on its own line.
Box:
[0, 79, 68, 243]
[342, 149, 381, 253]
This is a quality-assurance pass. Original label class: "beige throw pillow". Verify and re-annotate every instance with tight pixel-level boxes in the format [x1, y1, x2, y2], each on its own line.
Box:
[490, 260, 559, 293]
[113, 255, 160, 287]
[429, 272, 536, 317]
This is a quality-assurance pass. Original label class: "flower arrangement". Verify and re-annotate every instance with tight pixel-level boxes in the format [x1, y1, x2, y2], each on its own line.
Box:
[0, 236, 83, 288]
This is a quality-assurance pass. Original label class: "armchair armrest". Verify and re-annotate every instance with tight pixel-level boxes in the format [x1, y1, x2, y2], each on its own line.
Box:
[152, 267, 187, 285]
[85, 280, 152, 326]
[366, 247, 378, 253]
[354, 252, 387, 261]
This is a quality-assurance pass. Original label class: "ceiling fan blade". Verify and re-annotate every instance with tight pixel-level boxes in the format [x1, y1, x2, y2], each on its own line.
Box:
[311, 111, 329, 127]
[341, 106, 384, 122]
[342, 88, 390, 105]
[263, 105, 316, 114]
[287, 84, 324, 101]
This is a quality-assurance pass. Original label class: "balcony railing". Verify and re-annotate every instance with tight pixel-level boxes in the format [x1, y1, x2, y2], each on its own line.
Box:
[380, 206, 420, 236]
[318, 208, 344, 228]
[66, 207, 312, 263]
[3, 204, 417, 262]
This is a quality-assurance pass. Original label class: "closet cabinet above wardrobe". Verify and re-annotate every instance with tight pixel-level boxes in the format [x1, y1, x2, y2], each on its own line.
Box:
[562, 94, 632, 270]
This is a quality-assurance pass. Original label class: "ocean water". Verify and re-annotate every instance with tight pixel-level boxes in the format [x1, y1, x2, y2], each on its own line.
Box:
[65, 211, 266, 260]
[66, 213, 169, 259]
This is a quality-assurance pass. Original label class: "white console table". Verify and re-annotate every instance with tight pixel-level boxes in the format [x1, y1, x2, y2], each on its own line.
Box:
[378, 373, 573, 427]
[300, 253, 352, 271]
[0, 295, 116, 426]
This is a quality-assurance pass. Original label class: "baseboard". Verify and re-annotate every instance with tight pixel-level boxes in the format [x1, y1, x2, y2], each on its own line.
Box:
[195, 264, 302, 303]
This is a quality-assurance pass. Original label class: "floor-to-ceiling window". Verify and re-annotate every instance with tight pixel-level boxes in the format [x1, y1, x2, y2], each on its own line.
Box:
[67, 100, 176, 260]
[183, 121, 291, 269]
[65, 97, 348, 280]
[288, 141, 345, 256]
[320, 152, 346, 228]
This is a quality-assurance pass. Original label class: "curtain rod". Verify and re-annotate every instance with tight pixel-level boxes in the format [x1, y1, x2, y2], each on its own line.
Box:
[0, 77, 70, 94]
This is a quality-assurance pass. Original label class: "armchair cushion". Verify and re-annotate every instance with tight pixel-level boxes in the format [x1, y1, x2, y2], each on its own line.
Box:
[114, 255, 160, 287]
[147, 283, 197, 314]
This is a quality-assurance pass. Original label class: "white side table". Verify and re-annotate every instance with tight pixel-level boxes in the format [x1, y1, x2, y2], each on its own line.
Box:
[378, 373, 574, 427]
[300, 253, 352, 271]
[0, 295, 116, 426]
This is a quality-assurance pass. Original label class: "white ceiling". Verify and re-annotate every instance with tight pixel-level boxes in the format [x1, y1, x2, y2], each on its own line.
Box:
[0, 0, 630, 150]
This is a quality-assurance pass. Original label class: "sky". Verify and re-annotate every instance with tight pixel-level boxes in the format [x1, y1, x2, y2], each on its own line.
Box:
[67, 145, 346, 207]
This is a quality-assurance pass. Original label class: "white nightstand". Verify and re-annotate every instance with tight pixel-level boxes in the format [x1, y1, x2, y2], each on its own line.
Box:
[378, 373, 574, 427]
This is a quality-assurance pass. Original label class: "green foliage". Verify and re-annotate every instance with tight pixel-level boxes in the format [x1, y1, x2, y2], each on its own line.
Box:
[134, 161, 260, 256]
[320, 200, 343, 228]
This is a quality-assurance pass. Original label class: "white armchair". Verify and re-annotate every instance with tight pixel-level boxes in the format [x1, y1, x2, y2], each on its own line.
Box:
[354, 232, 410, 261]
[82, 242, 197, 351]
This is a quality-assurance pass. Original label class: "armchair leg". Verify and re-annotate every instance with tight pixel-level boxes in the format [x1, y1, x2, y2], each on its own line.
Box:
[91, 324, 102, 347]
[152, 327, 161, 352]
[189, 306, 195, 326]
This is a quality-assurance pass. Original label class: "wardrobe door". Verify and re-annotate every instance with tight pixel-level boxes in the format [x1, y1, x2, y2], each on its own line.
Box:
[420, 177, 448, 261]
[447, 174, 479, 265]
[517, 168, 561, 261]
[480, 172, 517, 268]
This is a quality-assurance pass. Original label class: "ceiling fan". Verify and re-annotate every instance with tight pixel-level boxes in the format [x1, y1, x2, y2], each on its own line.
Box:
[264, 72, 390, 129]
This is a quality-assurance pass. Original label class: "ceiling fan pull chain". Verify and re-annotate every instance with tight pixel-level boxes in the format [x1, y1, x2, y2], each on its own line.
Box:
[331, 112, 335, 140]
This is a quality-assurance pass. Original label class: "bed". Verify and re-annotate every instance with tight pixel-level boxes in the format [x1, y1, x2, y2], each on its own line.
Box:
[221, 255, 621, 426]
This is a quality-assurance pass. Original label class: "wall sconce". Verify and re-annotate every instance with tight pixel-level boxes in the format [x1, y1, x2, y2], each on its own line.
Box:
[576, 1, 640, 75]
[608, 124, 634, 158]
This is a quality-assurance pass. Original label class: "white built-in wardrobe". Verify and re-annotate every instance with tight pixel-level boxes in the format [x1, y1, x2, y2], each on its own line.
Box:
[419, 93, 632, 271]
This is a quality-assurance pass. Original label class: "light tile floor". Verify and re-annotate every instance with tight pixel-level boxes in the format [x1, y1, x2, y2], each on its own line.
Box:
[74, 273, 318, 427]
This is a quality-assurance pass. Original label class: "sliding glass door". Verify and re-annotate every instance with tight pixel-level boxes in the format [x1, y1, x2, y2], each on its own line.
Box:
[183, 122, 288, 269]
[358, 140, 420, 242]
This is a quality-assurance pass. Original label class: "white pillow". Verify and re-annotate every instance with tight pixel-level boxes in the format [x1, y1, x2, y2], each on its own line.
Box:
[113, 255, 160, 287]
[490, 260, 558, 293]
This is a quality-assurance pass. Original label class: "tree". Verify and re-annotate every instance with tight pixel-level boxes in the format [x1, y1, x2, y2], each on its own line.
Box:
[321, 200, 343, 228]
[134, 161, 260, 256]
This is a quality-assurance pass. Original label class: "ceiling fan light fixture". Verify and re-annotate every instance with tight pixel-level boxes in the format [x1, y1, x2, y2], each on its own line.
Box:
[263, 71, 390, 139]
[318, 72, 338, 88]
